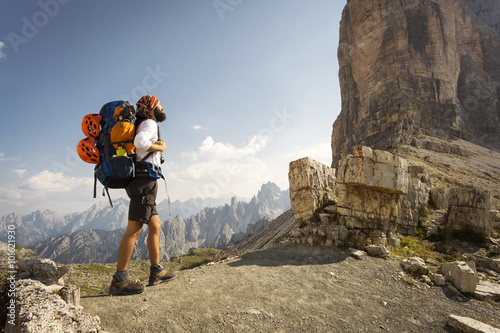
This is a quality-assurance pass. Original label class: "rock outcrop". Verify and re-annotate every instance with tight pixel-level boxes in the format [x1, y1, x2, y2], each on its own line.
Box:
[331, 0, 500, 168]
[336, 146, 410, 233]
[16, 259, 69, 286]
[287, 146, 494, 248]
[288, 157, 336, 223]
[5, 279, 103, 333]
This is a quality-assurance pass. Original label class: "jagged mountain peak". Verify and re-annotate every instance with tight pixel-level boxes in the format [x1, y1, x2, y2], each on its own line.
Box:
[257, 182, 283, 204]
[32, 182, 291, 263]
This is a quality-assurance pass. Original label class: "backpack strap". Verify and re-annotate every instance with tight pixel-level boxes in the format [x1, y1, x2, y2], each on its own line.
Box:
[162, 175, 171, 216]
[156, 124, 169, 214]
[93, 174, 97, 199]
[139, 152, 153, 163]
[103, 186, 113, 207]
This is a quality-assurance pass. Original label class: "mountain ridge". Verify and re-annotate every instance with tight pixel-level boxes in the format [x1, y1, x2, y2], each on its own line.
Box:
[0, 183, 279, 247]
[31, 182, 290, 263]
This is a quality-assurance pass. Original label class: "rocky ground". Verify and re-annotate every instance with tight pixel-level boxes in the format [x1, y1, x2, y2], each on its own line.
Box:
[396, 137, 500, 211]
[80, 244, 499, 333]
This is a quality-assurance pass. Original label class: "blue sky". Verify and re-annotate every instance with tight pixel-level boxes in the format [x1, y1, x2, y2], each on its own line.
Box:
[0, 0, 344, 215]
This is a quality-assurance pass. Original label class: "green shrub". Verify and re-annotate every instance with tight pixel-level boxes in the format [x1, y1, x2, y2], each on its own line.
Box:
[392, 235, 435, 260]
[415, 208, 430, 240]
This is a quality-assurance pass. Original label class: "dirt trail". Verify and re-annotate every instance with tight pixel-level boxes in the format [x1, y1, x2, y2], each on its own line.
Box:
[80, 245, 499, 333]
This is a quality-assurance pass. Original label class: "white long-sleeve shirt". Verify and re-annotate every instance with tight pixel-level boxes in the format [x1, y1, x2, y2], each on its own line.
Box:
[134, 119, 162, 166]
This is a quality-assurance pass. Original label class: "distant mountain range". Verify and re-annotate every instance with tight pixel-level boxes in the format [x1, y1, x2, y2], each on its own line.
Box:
[0, 193, 241, 247]
[25, 182, 290, 264]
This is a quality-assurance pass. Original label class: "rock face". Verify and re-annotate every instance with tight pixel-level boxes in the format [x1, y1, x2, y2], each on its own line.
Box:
[446, 187, 494, 236]
[287, 146, 493, 248]
[287, 147, 419, 248]
[429, 187, 494, 236]
[336, 146, 412, 233]
[288, 157, 336, 223]
[331, 0, 500, 168]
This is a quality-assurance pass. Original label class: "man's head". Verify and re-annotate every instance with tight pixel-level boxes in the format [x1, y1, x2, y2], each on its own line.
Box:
[136, 95, 166, 123]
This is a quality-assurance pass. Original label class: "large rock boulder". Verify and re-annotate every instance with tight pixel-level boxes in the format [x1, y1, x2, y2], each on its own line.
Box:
[336, 146, 409, 231]
[16, 259, 69, 286]
[337, 146, 409, 195]
[288, 157, 336, 223]
[401, 257, 430, 276]
[441, 261, 479, 293]
[446, 188, 493, 236]
[4, 279, 103, 333]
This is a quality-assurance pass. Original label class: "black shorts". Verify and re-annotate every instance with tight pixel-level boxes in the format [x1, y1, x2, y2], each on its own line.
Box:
[126, 178, 158, 224]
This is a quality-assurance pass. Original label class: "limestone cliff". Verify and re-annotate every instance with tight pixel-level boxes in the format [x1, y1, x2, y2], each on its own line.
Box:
[331, 0, 500, 168]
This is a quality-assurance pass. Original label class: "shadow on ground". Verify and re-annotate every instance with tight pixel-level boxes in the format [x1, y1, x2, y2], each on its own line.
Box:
[227, 244, 349, 267]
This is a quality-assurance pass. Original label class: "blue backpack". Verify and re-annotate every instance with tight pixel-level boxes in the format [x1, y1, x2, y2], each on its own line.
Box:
[94, 100, 137, 206]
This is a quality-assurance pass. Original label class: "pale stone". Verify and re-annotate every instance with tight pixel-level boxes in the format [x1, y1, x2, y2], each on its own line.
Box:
[4, 279, 102, 333]
[448, 314, 500, 333]
[420, 275, 433, 285]
[431, 274, 446, 286]
[441, 261, 478, 293]
[365, 245, 391, 258]
[349, 248, 367, 260]
[319, 213, 331, 224]
[474, 281, 500, 302]
[475, 257, 500, 274]
[59, 285, 81, 307]
[447, 188, 492, 210]
[288, 157, 336, 223]
[447, 206, 493, 236]
[338, 146, 409, 195]
[401, 257, 429, 276]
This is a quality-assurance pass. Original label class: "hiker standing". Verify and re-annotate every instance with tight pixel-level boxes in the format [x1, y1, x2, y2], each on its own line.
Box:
[109, 95, 175, 295]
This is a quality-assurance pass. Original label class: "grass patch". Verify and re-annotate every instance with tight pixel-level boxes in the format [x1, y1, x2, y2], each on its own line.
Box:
[64, 248, 222, 296]
[169, 248, 221, 271]
[392, 235, 435, 260]
[403, 276, 416, 285]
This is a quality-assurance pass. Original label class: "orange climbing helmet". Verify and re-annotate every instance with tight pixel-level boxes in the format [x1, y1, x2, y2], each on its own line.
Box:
[81, 114, 102, 138]
[77, 137, 100, 164]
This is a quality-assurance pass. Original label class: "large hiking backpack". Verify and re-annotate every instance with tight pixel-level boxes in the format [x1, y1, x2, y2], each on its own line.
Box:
[93, 100, 137, 205]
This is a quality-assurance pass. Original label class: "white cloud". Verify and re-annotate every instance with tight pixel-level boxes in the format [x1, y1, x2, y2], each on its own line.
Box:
[172, 136, 272, 199]
[182, 135, 268, 161]
[0, 152, 18, 162]
[12, 169, 27, 178]
[0, 41, 5, 59]
[191, 125, 204, 131]
[0, 170, 94, 214]
[20, 170, 76, 192]
[287, 141, 332, 166]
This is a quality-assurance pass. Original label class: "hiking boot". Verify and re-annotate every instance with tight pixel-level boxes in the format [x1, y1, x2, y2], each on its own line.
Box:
[107, 277, 145, 296]
[148, 269, 177, 286]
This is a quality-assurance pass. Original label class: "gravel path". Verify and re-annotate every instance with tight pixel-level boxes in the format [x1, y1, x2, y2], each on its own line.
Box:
[80, 245, 500, 333]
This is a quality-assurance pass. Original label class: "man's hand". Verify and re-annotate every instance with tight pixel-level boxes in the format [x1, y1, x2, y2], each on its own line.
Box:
[148, 140, 167, 152]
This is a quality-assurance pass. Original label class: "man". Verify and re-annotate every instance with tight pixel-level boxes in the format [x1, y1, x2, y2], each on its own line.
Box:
[108, 95, 175, 295]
